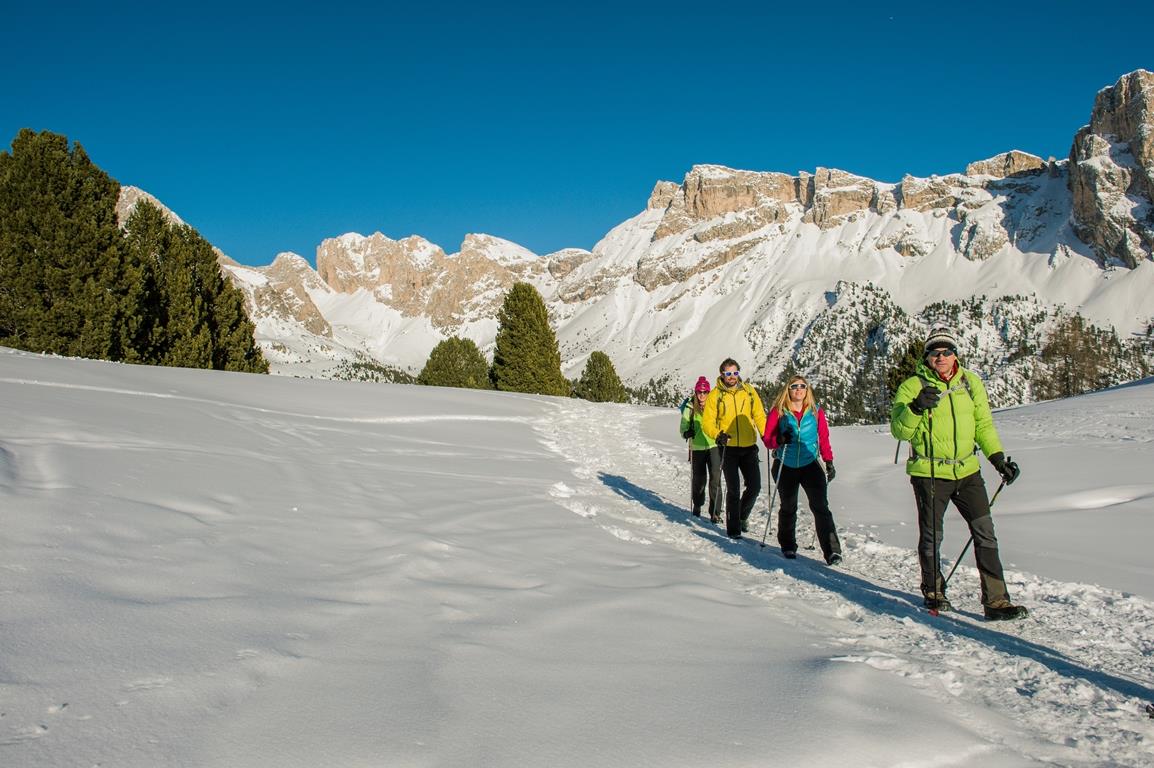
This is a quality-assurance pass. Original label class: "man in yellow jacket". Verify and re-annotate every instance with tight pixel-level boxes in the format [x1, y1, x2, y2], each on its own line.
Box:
[701, 358, 768, 539]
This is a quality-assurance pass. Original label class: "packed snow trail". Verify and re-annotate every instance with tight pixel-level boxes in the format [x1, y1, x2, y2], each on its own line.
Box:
[537, 398, 1154, 767]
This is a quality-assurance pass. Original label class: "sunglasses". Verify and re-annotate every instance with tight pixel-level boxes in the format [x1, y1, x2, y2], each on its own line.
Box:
[721, 371, 740, 378]
[927, 349, 956, 359]
[789, 383, 807, 390]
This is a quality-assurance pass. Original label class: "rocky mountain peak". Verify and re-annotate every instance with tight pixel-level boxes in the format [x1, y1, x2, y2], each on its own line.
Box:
[965, 150, 1047, 179]
[1069, 69, 1154, 267]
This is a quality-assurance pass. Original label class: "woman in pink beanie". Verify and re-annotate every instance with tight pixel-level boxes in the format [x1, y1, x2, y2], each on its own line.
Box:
[679, 376, 722, 523]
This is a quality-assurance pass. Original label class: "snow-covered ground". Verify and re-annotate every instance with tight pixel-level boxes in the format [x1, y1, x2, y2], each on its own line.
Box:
[2, 347, 1151, 767]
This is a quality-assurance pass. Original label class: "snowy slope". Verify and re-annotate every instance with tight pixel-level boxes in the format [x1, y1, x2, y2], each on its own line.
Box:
[2, 348, 1152, 767]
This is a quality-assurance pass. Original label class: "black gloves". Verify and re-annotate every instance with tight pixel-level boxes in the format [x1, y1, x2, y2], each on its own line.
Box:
[716, 431, 730, 447]
[825, 462, 836, 482]
[989, 452, 1020, 485]
[910, 384, 941, 415]
[778, 424, 794, 444]
[682, 428, 695, 440]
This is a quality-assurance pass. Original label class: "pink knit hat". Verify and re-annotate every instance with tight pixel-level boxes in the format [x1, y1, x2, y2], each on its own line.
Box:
[694, 376, 711, 393]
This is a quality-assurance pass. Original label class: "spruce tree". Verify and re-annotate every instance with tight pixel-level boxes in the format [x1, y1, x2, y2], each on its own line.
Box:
[573, 351, 628, 402]
[123, 202, 268, 373]
[490, 282, 569, 395]
[0, 129, 129, 358]
[418, 336, 491, 389]
[885, 338, 926, 397]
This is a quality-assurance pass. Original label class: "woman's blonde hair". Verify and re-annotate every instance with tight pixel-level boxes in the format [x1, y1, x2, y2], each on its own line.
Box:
[772, 375, 817, 415]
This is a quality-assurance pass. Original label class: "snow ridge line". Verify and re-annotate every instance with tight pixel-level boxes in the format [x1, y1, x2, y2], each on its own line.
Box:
[534, 398, 1154, 766]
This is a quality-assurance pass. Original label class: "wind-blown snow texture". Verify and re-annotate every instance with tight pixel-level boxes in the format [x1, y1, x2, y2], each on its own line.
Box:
[1, 348, 1152, 767]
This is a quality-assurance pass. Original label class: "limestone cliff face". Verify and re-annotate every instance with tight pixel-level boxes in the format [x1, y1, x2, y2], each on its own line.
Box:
[314, 231, 550, 328]
[1069, 69, 1154, 267]
[966, 151, 1046, 179]
[244, 253, 332, 337]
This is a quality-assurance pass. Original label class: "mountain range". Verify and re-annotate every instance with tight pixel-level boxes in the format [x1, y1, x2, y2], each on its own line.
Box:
[121, 70, 1154, 417]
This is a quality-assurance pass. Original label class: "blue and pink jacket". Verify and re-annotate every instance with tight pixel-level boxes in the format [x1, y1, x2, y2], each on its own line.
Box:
[763, 406, 833, 468]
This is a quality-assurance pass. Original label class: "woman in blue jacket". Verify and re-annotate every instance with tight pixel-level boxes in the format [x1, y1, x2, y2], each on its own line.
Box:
[764, 375, 842, 565]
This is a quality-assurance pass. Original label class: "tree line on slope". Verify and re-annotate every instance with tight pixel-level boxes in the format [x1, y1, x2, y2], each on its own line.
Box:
[416, 282, 631, 404]
[0, 129, 267, 373]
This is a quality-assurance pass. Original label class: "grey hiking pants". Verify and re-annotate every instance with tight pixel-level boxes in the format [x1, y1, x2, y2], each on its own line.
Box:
[911, 471, 1009, 606]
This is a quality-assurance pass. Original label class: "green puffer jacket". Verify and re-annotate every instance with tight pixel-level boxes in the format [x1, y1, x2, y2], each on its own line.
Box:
[890, 361, 1003, 480]
[679, 398, 716, 450]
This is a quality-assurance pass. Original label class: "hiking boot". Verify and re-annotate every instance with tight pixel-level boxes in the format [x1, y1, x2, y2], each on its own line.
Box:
[782, 549, 797, 559]
[691, 507, 702, 518]
[923, 593, 953, 612]
[826, 553, 842, 566]
[709, 512, 720, 524]
[740, 520, 749, 533]
[984, 599, 1028, 621]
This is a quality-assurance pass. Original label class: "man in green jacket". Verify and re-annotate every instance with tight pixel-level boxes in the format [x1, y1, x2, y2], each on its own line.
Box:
[891, 326, 1027, 620]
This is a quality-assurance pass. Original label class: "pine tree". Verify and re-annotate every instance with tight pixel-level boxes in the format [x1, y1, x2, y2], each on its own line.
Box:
[123, 202, 268, 373]
[572, 351, 627, 402]
[1035, 314, 1122, 400]
[418, 336, 491, 389]
[885, 339, 925, 397]
[0, 129, 129, 359]
[490, 282, 569, 395]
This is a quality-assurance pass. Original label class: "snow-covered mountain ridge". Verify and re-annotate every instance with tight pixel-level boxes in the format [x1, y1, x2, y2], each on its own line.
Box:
[124, 71, 1154, 415]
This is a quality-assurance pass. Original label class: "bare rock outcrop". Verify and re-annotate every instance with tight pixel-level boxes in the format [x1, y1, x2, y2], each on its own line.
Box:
[1069, 69, 1154, 267]
[803, 167, 880, 227]
[647, 181, 680, 210]
[653, 165, 799, 241]
[965, 151, 1046, 179]
[245, 253, 332, 337]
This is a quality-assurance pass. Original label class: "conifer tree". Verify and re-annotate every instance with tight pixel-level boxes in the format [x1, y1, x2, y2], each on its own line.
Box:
[572, 351, 627, 402]
[123, 202, 268, 373]
[885, 339, 926, 397]
[418, 336, 491, 389]
[1035, 314, 1122, 400]
[0, 129, 129, 358]
[490, 282, 569, 395]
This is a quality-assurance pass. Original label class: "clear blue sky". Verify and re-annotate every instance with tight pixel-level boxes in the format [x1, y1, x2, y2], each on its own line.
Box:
[4, 1, 1150, 266]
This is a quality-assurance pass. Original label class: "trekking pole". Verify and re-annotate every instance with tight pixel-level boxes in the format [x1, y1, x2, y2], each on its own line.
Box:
[927, 411, 941, 615]
[759, 453, 786, 547]
[940, 479, 1007, 591]
[714, 440, 727, 524]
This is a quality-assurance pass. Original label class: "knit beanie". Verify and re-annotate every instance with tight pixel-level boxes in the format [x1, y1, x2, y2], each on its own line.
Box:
[694, 376, 711, 393]
[923, 325, 959, 353]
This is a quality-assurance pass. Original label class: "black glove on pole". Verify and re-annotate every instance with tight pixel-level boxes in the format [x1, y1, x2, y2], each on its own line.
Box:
[910, 384, 941, 415]
[988, 452, 1020, 484]
[716, 432, 730, 447]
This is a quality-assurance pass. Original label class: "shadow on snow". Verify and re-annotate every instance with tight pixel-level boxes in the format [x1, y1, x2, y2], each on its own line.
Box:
[597, 470, 1154, 705]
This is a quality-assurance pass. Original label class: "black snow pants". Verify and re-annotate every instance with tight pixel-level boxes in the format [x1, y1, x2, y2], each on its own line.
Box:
[721, 445, 760, 538]
[775, 459, 841, 562]
[911, 471, 1009, 606]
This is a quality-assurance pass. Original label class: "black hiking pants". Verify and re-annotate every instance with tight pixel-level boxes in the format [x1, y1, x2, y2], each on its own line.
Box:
[775, 459, 841, 562]
[911, 471, 1009, 606]
[691, 447, 721, 518]
[722, 445, 760, 537]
